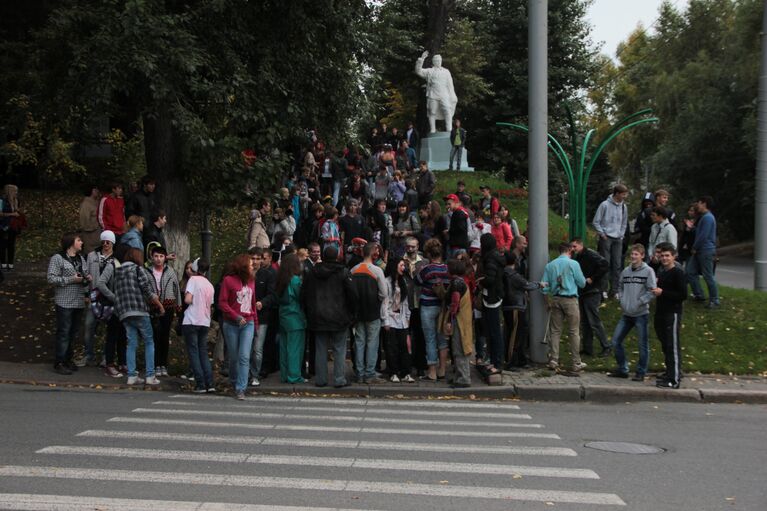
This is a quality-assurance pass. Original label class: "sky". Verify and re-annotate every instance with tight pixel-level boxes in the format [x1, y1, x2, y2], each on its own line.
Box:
[586, 0, 690, 60]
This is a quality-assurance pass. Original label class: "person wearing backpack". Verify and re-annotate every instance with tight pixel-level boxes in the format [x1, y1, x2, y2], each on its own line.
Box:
[96, 243, 129, 377]
[76, 230, 116, 368]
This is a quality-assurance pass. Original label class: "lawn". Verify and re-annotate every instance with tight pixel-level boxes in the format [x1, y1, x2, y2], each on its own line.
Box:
[8, 175, 766, 375]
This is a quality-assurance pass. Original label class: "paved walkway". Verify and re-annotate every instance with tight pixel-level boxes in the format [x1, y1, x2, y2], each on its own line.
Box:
[2, 361, 766, 404]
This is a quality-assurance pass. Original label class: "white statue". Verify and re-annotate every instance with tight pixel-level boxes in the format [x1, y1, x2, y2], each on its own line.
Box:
[415, 51, 458, 133]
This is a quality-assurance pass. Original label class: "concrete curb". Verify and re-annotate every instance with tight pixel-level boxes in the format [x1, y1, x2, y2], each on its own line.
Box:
[2, 377, 766, 404]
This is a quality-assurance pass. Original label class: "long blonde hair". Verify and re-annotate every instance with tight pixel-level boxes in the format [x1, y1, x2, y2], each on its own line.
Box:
[2, 184, 18, 211]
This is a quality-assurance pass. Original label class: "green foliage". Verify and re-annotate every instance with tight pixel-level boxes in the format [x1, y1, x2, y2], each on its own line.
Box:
[592, 0, 763, 240]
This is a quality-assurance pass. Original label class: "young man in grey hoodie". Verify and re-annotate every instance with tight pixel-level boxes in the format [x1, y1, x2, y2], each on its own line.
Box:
[592, 184, 629, 299]
[607, 244, 657, 381]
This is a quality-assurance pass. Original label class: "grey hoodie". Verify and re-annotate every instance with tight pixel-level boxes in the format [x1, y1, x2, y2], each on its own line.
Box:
[593, 195, 628, 239]
[617, 262, 657, 317]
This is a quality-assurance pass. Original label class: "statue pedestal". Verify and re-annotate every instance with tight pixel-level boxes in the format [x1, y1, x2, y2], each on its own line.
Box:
[418, 132, 473, 171]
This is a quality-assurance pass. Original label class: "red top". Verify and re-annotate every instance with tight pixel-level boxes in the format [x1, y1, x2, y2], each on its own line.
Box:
[217, 275, 258, 325]
[98, 196, 126, 234]
[491, 222, 513, 252]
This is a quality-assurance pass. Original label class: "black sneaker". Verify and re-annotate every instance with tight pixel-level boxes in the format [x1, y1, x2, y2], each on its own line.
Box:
[631, 374, 645, 382]
[656, 379, 680, 389]
[65, 361, 79, 372]
[53, 363, 72, 375]
[607, 370, 629, 378]
[599, 347, 613, 358]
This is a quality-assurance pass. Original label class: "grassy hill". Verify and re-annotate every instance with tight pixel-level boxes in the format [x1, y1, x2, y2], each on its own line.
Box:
[8, 175, 766, 375]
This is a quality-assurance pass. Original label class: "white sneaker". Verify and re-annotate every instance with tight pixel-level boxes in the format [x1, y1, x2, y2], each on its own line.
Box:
[126, 376, 144, 385]
[390, 374, 400, 383]
[250, 378, 261, 387]
[145, 376, 161, 385]
[574, 362, 587, 371]
[547, 361, 559, 370]
[402, 374, 415, 383]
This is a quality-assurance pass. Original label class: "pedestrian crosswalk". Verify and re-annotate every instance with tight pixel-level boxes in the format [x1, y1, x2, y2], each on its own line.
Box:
[0, 393, 627, 509]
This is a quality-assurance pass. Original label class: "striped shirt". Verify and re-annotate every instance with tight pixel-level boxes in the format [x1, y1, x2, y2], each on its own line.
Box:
[416, 262, 450, 308]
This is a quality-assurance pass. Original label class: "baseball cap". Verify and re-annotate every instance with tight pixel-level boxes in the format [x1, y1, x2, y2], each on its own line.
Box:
[479, 184, 490, 190]
[444, 194, 459, 202]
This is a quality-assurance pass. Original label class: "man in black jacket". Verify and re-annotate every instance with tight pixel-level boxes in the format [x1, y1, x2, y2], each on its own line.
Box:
[571, 238, 611, 357]
[250, 247, 277, 385]
[445, 194, 469, 257]
[143, 209, 175, 261]
[651, 242, 687, 389]
[303, 245, 358, 388]
[448, 119, 467, 171]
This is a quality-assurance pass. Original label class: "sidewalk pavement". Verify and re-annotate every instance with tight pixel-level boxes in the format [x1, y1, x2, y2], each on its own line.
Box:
[2, 360, 766, 404]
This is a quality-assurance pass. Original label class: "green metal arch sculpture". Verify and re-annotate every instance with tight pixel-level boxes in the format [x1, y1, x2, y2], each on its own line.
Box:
[497, 108, 659, 239]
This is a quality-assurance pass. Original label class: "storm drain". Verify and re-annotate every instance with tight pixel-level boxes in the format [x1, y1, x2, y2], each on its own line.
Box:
[584, 441, 665, 454]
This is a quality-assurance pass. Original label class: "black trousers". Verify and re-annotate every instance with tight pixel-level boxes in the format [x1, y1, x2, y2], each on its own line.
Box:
[654, 311, 682, 384]
[0, 230, 16, 265]
[152, 309, 175, 367]
[409, 309, 428, 373]
[579, 292, 609, 354]
[384, 327, 411, 378]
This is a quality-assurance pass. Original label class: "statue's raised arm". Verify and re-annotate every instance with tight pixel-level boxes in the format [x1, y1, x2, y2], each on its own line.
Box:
[414, 52, 457, 133]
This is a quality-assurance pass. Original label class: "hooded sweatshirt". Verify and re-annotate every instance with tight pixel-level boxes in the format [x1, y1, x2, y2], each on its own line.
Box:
[617, 262, 657, 317]
[302, 261, 357, 331]
[247, 210, 270, 249]
[593, 195, 628, 239]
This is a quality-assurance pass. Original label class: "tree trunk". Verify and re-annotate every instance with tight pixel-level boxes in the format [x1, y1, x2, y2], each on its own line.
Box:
[417, 0, 455, 136]
[142, 108, 189, 273]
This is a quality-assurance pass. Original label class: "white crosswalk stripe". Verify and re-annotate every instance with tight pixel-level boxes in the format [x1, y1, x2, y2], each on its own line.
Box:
[107, 416, 547, 436]
[167, 394, 522, 409]
[2, 392, 628, 508]
[130, 406, 533, 424]
[152, 400, 524, 418]
[0, 494, 387, 511]
[0, 466, 626, 506]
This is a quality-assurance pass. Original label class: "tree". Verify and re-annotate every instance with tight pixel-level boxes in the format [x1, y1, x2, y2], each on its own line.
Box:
[597, 0, 763, 239]
[36, 0, 374, 264]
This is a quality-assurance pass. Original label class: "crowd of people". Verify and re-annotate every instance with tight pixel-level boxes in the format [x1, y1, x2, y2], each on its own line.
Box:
[22, 123, 721, 397]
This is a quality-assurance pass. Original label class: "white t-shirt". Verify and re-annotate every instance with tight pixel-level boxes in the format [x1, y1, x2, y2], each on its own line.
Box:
[182, 276, 215, 327]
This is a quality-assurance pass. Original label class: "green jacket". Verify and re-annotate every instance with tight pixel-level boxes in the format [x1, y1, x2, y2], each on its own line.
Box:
[279, 275, 306, 332]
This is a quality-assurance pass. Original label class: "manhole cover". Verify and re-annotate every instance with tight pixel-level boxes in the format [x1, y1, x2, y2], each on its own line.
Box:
[584, 441, 665, 454]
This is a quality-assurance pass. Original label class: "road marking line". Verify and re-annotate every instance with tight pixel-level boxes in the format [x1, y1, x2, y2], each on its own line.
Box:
[167, 394, 522, 409]
[107, 417, 549, 437]
[39, 445, 586, 474]
[77, 430, 565, 454]
[151, 400, 524, 418]
[0, 466, 625, 505]
[0, 493, 382, 511]
[130, 407, 532, 425]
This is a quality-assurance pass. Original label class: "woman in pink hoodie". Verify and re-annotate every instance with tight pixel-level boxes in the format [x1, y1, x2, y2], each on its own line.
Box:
[218, 254, 258, 400]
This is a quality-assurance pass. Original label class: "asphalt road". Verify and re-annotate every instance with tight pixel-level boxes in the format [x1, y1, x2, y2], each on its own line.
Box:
[0, 384, 765, 510]
[716, 255, 754, 290]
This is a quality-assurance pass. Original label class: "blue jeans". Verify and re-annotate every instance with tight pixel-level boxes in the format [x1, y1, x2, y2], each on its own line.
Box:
[182, 325, 213, 389]
[332, 181, 343, 207]
[315, 330, 349, 386]
[55, 306, 84, 364]
[354, 319, 381, 379]
[123, 315, 155, 378]
[420, 305, 446, 366]
[250, 324, 268, 379]
[686, 251, 719, 304]
[449, 145, 464, 171]
[611, 314, 650, 376]
[222, 320, 254, 393]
